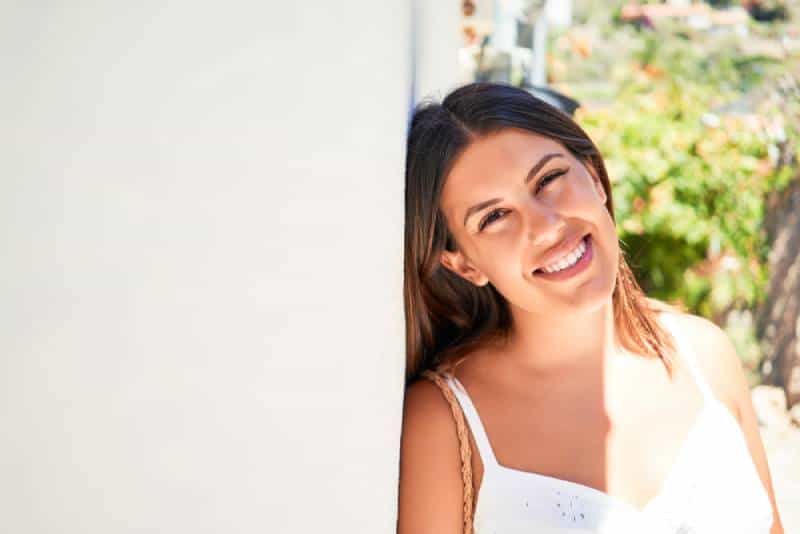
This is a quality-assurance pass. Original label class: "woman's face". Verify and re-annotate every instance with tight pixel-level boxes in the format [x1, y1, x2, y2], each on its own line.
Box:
[438, 128, 619, 314]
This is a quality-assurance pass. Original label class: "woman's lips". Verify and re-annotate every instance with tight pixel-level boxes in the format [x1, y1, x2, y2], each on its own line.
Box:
[533, 234, 593, 281]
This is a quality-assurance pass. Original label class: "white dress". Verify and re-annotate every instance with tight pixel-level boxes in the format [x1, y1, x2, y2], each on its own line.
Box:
[443, 315, 774, 533]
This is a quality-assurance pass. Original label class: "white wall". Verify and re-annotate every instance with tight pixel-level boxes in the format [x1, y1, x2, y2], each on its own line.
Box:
[413, 0, 462, 102]
[0, 2, 408, 533]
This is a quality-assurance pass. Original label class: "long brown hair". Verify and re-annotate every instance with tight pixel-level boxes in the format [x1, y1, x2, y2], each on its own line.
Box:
[404, 82, 684, 385]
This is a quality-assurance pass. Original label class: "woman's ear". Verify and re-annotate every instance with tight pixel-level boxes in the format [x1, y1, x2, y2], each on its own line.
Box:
[440, 249, 489, 287]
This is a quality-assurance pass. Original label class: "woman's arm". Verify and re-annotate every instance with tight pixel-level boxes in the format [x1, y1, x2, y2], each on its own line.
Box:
[397, 379, 466, 534]
[684, 314, 785, 534]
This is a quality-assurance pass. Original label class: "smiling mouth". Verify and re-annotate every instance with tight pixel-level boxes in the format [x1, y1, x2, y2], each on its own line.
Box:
[533, 233, 592, 276]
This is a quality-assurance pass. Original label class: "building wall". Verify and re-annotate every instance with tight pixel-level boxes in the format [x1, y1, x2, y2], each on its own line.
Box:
[413, 0, 462, 102]
[1, 2, 408, 532]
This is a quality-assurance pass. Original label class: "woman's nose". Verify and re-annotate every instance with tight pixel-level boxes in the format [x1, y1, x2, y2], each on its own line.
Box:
[523, 201, 567, 248]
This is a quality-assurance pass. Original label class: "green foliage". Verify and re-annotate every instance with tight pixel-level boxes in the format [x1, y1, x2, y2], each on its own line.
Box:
[555, 23, 799, 325]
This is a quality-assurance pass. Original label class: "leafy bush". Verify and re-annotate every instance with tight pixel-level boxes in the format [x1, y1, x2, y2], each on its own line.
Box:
[554, 23, 798, 325]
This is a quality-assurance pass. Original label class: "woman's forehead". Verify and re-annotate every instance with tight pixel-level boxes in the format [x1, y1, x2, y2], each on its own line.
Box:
[442, 130, 567, 204]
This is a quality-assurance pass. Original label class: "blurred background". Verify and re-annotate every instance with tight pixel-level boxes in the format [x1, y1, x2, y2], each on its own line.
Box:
[427, 0, 800, 528]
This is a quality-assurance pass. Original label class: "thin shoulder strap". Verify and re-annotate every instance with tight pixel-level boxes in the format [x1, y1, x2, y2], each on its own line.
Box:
[660, 312, 714, 400]
[421, 370, 474, 534]
[442, 375, 500, 470]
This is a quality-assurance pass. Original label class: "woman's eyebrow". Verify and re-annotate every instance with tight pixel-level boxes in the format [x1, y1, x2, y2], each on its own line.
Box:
[462, 152, 564, 227]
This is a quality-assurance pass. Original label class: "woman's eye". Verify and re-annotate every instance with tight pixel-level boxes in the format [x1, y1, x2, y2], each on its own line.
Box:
[536, 169, 567, 193]
[479, 209, 506, 231]
[478, 169, 567, 231]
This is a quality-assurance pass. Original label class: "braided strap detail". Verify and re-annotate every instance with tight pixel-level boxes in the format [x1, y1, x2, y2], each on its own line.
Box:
[421, 370, 474, 534]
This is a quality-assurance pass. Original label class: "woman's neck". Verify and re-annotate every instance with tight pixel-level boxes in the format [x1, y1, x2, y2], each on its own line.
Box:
[499, 298, 621, 378]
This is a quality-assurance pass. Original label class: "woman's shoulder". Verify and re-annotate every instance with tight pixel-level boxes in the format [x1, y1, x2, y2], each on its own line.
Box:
[655, 306, 748, 420]
[403, 375, 457, 430]
[401, 373, 467, 456]
[398, 376, 465, 532]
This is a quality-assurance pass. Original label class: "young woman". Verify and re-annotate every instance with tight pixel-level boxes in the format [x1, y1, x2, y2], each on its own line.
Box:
[398, 82, 783, 534]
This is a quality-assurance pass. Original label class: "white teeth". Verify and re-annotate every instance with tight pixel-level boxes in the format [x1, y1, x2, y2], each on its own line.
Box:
[541, 238, 586, 273]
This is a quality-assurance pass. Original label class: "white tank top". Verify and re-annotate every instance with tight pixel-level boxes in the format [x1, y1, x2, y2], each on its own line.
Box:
[443, 315, 774, 534]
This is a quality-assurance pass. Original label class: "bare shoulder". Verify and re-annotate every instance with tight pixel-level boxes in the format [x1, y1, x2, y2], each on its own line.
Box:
[659, 310, 747, 418]
[397, 377, 465, 534]
[655, 309, 784, 532]
[401, 378, 464, 453]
